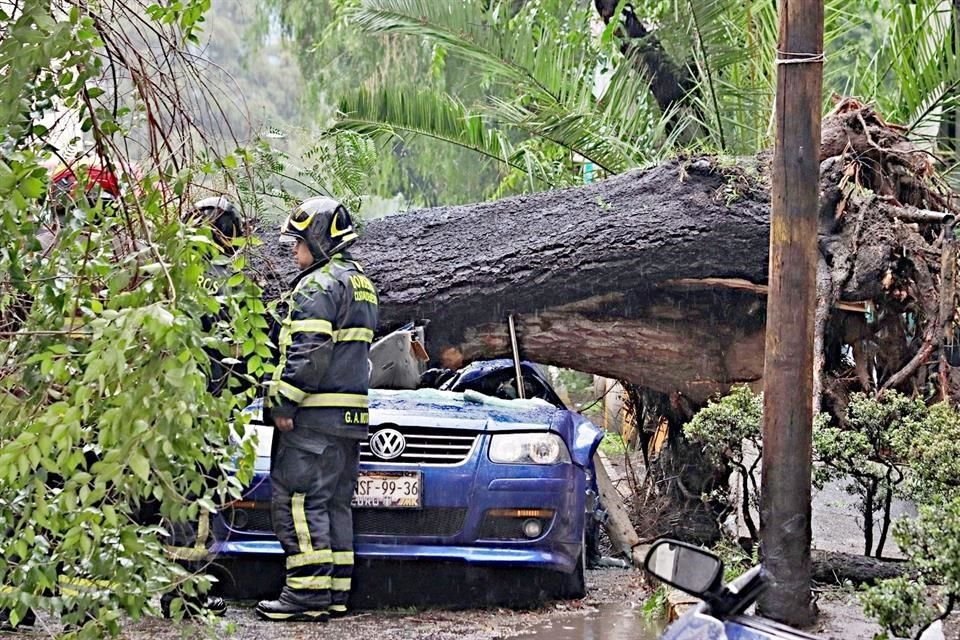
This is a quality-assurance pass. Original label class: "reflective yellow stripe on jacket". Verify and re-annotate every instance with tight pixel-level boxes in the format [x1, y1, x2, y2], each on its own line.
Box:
[275, 380, 307, 404]
[277, 319, 333, 351]
[333, 327, 374, 343]
[300, 393, 368, 409]
[290, 319, 333, 336]
[270, 308, 336, 404]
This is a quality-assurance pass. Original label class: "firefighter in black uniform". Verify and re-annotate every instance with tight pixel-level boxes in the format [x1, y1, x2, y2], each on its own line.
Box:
[159, 196, 244, 618]
[193, 196, 245, 394]
[255, 197, 378, 623]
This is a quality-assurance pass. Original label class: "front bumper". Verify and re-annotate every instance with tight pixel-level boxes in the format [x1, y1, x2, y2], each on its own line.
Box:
[211, 455, 589, 574]
[210, 540, 580, 572]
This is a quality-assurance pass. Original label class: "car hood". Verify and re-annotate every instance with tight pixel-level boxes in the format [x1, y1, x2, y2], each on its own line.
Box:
[243, 389, 602, 468]
[371, 389, 561, 426]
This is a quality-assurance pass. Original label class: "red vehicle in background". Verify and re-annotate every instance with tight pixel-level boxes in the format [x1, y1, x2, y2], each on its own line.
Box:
[47, 160, 121, 210]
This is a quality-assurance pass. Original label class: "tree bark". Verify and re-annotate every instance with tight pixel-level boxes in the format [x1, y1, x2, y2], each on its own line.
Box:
[249, 102, 957, 408]
[254, 157, 772, 402]
[592, 1, 693, 113]
[361, 157, 772, 405]
[810, 549, 910, 585]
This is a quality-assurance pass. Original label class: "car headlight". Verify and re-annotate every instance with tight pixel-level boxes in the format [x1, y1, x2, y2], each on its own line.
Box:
[488, 433, 570, 465]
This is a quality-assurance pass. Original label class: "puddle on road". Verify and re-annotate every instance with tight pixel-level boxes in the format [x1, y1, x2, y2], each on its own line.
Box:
[514, 604, 665, 640]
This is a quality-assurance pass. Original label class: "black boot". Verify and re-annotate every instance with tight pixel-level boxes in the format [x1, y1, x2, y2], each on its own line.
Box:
[205, 596, 227, 616]
[0, 607, 35, 631]
[328, 604, 355, 619]
[161, 592, 227, 618]
[255, 599, 329, 623]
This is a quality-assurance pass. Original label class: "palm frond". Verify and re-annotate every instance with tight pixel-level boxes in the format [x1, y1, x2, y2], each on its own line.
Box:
[350, 0, 572, 102]
[341, 0, 679, 181]
[840, 0, 959, 146]
[647, 0, 779, 153]
[332, 86, 527, 173]
[684, 0, 730, 149]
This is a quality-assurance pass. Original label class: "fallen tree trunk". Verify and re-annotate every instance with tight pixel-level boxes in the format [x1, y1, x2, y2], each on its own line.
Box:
[252, 103, 956, 408]
[254, 157, 772, 403]
[810, 549, 911, 585]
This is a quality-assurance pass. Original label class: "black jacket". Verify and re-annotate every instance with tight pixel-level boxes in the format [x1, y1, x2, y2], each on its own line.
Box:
[200, 261, 236, 396]
[267, 252, 379, 441]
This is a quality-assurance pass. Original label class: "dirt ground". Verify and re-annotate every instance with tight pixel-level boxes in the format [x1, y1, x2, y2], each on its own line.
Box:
[0, 567, 651, 640]
[5, 558, 957, 639]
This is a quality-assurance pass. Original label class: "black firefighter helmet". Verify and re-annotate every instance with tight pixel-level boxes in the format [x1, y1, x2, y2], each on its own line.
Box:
[280, 196, 358, 262]
[194, 195, 242, 254]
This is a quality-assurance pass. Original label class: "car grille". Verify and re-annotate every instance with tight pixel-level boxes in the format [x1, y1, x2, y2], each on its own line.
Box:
[224, 506, 272, 533]
[223, 507, 468, 537]
[355, 507, 467, 536]
[362, 426, 480, 465]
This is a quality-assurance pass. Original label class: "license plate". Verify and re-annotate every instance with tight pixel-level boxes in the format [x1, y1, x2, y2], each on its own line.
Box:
[352, 471, 422, 508]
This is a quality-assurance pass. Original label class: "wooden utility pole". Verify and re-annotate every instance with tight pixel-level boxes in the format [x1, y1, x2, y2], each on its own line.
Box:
[758, 0, 823, 627]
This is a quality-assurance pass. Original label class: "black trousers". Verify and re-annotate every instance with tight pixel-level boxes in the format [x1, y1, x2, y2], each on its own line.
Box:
[270, 432, 359, 612]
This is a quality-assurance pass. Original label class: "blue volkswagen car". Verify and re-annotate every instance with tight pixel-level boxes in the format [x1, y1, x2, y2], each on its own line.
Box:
[207, 361, 603, 605]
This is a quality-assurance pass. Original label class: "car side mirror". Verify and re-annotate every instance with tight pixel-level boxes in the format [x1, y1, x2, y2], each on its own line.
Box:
[643, 539, 723, 597]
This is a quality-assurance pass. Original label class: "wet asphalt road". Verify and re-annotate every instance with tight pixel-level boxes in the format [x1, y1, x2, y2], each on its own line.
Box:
[0, 567, 653, 640]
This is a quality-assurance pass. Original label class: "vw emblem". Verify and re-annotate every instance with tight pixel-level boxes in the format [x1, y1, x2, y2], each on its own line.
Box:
[369, 428, 406, 460]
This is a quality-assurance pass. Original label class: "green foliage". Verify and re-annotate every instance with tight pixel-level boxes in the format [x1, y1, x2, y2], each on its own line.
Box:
[224, 132, 379, 225]
[554, 368, 596, 408]
[898, 402, 960, 506]
[335, 87, 524, 174]
[259, 0, 960, 203]
[630, 0, 779, 154]
[622, 0, 958, 159]
[331, 0, 677, 192]
[683, 385, 931, 555]
[861, 575, 931, 639]
[814, 391, 925, 557]
[711, 537, 757, 584]
[860, 402, 960, 637]
[599, 433, 627, 456]
[0, 206, 263, 634]
[0, 1, 264, 636]
[684, 385, 763, 469]
[836, 0, 960, 153]
[257, 0, 960, 203]
[260, 0, 507, 206]
[0, 2, 82, 147]
[862, 497, 960, 639]
[640, 583, 669, 621]
[684, 385, 764, 543]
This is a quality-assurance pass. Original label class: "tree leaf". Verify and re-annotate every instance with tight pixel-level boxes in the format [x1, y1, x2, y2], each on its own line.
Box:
[129, 453, 151, 482]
